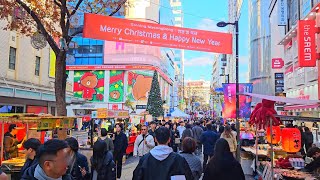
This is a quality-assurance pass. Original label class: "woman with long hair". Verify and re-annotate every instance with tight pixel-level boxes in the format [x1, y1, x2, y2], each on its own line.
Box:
[171, 123, 180, 152]
[91, 140, 116, 180]
[220, 125, 237, 157]
[203, 138, 245, 180]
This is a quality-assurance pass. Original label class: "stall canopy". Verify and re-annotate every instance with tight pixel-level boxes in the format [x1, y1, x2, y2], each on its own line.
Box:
[242, 93, 320, 105]
[170, 108, 190, 118]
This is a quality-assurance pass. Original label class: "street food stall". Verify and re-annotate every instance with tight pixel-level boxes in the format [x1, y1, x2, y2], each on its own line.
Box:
[0, 114, 74, 179]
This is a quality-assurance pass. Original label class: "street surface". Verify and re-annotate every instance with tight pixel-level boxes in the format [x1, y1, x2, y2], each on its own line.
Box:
[72, 130, 254, 180]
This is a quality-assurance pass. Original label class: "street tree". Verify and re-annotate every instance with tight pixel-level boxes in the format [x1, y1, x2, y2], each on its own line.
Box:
[147, 70, 164, 118]
[0, 0, 128, 115]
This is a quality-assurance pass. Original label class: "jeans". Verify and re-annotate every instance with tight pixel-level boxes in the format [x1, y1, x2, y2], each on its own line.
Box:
[203, 154, 211, 170]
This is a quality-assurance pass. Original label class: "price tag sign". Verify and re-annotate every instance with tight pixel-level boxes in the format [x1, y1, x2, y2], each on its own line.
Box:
[97, 108, 108, 118]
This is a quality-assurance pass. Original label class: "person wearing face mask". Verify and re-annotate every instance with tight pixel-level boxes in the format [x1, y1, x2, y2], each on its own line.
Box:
[20, 138, 41, 176]
[65, 137, 90, 180]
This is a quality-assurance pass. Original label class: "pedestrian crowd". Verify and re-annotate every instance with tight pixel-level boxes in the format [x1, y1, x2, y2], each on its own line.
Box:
[3, 119, 247, 180]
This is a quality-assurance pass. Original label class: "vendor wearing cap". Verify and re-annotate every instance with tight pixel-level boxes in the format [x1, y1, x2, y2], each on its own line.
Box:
[305, 147, 320, 172]
[4, 124, 25, 159]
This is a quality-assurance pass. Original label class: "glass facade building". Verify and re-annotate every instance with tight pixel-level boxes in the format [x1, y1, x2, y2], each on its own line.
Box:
[249, 0, 272, 103]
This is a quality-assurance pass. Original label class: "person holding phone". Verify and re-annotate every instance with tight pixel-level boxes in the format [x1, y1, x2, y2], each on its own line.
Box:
[133, 125, 155, 158]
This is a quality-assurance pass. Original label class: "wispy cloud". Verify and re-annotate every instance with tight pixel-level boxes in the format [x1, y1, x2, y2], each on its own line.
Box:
[184, 56, 214, 66]
[196, 18, 227, 32]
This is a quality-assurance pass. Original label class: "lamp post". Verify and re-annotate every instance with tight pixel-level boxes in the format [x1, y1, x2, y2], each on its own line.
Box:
[220, 74, 230, 83]
[217, 20, 240, 160]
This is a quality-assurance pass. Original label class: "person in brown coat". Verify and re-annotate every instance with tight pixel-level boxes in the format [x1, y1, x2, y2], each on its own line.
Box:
[4, 124, 25, 159]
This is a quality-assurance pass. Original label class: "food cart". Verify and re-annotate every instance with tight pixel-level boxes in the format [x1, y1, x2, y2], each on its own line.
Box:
[0, 114, 74, 179]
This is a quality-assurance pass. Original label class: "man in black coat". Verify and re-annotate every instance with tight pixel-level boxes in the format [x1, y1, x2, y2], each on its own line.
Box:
[306, 146, 320, 172]
[200, 123, 219, 170]
[113, 123, 128, 179]
[133, 127, 193, 180]
[20, 138, 41, 177]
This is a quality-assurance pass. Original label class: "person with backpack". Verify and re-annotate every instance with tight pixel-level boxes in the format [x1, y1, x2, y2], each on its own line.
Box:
[91, 140, 116, 180]
[132, 127, 193, 180]
[134, 125, 155, 158]
[192, 122, 203, 155]
[200, 123, 219, 170]
[182, 124, 194, 141]
[99, 128, 114, 153]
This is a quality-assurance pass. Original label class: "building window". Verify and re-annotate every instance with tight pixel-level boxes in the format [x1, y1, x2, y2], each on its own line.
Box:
[51, 107, 56, 116]
[9, 47, 16, 70]
[0, 105, 24, 113]
[35, 56, 40, 76]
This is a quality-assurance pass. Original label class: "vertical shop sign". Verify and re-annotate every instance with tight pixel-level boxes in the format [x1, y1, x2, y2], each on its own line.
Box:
[297, 20, 316, 67]
[278, 0, 288, 26]
[222, 83, 253, 119]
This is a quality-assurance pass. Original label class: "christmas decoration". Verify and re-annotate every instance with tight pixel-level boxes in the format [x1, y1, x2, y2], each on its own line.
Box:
[249, 99, 281, 129]
[146, 71, 164, 118]
[109, 70, 125, 102]
[127, 70, 153, 101]
[73, 71, 104, 101]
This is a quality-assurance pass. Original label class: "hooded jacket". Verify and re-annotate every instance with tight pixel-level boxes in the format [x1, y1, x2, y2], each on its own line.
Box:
[132, 145, 193, 180]
[21, 164, 72, 180]
[20, 158, 38, 177]
[133, 134, 155, 157]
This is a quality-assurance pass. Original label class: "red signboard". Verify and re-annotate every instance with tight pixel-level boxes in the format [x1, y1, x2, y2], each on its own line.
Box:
[297, 20, 316, 67]
[272, 58, 284, 69]
[66, 65, 172, 84]
[83, 13, 233, 54]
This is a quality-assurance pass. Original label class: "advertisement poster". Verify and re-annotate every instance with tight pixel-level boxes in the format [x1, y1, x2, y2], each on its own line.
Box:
[127, 70, 153, 102]
[109, 70, 125, 102]
[297, 20, 316, 67]
[73, 71, 105, 101]
[83, 13, 232, 54]
[222, 83, 253, 119]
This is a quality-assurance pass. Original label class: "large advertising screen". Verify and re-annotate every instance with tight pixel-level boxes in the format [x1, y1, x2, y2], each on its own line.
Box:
[222, 83, 253, 119]
[83, 13, 233, 54]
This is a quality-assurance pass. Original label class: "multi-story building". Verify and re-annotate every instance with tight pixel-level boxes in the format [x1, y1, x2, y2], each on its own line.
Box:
[227, 0, 237, 83]
[184, 80, 211, 111]
[66, 0, 177, 116]
[274, 0, 320, 119]
[0, 21, 74, 114]
[249, 0, 273, 104]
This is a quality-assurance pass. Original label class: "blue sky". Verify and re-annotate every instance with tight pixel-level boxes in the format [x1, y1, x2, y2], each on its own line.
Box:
[182, 0, 249, 83]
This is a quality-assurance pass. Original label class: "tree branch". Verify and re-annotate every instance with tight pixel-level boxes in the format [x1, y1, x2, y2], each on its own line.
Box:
[109, 0, 127, 16]
[15, 0, 59, 54]
[70, 0, 84, 16]
[53, 0, 62, 7]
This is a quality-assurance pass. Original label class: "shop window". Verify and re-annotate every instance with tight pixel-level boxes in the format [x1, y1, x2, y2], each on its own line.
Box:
[0, 105, 24, 113]
[35, 56, 40, 76]
[9, 47, 16, 70]
[77, 45, 103, 54]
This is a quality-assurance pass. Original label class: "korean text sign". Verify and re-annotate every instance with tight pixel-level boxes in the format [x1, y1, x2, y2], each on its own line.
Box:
[222, 83, 253, 119]
[297, 20, 316, 67]
[83, 13, 233, 54]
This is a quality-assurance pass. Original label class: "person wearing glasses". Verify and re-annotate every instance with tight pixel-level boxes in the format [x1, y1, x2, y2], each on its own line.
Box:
[134, 125, 155, 158]
[21, 139, 71, 180]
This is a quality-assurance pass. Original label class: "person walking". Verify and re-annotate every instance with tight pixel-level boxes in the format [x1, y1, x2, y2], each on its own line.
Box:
[132, 127, 193, 180]
[305, 127, 314, 153]
[200, 124, 219, 170]
[182, 124, 194, 141]
[148, 121, 157, 138]
[91, 140, 116, 180]
[113, 123, 128, 179]
[203, 138, 245, 180]
[221, 125, 237, 157]
[177, 121, 186, 138]
[134, 125, 155, 158]
[65, 137, 90, 180]
[192, 122, 203, 155]
[171, 123, 180, 152]
[98, 128, 114, 153]
[180, 137, 202, 180]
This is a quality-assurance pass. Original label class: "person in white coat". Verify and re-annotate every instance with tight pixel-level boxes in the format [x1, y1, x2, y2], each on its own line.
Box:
[134, 125, 155, 158]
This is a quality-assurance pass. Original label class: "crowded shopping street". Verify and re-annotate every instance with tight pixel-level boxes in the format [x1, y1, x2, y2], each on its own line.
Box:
[2, 0, 320, 180]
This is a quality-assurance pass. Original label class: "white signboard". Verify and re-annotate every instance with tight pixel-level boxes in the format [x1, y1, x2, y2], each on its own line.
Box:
[278, 0, 288, 26]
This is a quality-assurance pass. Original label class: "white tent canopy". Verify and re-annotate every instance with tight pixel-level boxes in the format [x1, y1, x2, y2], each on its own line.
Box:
[170, 108, 190, 118]
[242, 92, 320, 105]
